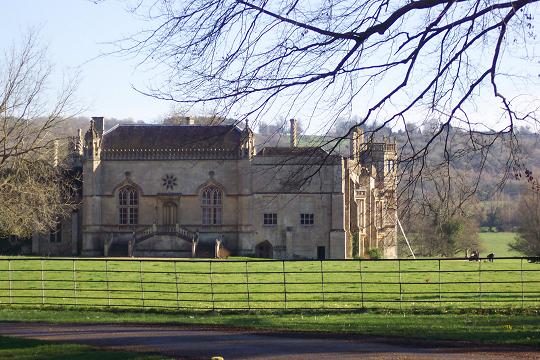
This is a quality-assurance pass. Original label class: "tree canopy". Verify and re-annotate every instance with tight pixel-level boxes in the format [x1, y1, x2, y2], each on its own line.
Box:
[0, 32, 78, 237]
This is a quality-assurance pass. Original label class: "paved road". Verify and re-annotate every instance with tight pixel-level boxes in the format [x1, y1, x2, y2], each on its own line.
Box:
[0, 323, 538, 359]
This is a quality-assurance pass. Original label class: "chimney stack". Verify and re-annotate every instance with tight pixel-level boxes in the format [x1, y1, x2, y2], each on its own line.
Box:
[92, 116, 105, 137]
[289, 119, 297, 147]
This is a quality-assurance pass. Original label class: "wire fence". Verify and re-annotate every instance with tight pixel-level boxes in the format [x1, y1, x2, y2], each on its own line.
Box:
[0, 256, 539, 311]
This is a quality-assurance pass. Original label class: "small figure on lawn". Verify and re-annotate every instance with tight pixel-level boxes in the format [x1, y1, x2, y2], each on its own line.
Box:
[487, 253, 495, 262]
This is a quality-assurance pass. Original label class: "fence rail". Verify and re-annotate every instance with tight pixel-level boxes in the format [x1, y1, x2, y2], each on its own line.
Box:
[0, 257, 538, 311]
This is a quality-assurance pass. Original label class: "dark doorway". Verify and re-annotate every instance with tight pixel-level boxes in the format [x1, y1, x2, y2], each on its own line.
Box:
[256, 240, 273, 259]
[317, 246, 326, 260]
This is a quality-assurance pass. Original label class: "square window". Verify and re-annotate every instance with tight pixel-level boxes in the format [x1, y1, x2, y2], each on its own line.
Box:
[300, 213, 314, 225]
[263, 213, 277, 226]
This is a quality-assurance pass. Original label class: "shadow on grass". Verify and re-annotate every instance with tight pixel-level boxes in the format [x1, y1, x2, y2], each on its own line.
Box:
[0, 336, 167, 360]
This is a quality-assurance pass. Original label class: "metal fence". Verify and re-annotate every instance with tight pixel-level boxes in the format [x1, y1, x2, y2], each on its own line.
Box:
[0, 257, 538, 311]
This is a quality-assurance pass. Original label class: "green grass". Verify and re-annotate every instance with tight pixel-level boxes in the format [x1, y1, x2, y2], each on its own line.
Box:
[0, 257, 538, 311]
[0, 308, 538, 347]
[0, 335, 170, 359]
[479, 232, 521, 257]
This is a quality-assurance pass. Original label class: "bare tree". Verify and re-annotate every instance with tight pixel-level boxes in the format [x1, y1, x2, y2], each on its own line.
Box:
[107, 0, 539, 193]
[403, 165, 482, 256]
[0, 31, 78, 238]
[510, 186, 540, 256]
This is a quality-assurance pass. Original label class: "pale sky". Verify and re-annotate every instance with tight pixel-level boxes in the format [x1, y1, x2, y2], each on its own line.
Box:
[0, 0, 170, 122]
[1, 0, 539, 132]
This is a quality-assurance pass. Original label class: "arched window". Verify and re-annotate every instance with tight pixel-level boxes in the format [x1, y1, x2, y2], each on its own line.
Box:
[119, 186, 138, 225]
[163, 202, 177, 225]
[201, 186, 222, 225]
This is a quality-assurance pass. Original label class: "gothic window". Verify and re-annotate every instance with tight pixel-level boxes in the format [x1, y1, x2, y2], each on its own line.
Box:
[163, 202, 177, 225]
[119, 186, 139, 225]
[201, 186, 222, 225]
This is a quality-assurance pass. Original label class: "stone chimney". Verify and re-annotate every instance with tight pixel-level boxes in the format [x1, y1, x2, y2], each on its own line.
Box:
[289, 119, 297, 147]
[92, 116, 104, 137]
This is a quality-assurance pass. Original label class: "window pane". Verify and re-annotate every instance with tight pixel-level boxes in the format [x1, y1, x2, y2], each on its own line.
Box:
[129, 189, 138, 205]
[301, 213, 314, 225]
[264, 213, 277, 225]
[119, 190, 127, 205]
[215, 207, 222, 224]
[202, 208, 210, 225]
[129, 208, 138, 225]
[120, 208, 127, 225]
[202, 190, 210, 205]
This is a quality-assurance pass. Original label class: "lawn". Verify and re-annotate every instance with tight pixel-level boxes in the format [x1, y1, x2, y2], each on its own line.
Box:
[479, 232, 521, 257]
[0, 336, 170, 360]
[0, 308, 538, 347]
[0, 257, 538, 311]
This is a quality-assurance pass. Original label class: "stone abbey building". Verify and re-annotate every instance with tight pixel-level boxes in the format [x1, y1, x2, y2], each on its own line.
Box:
[33, 117, 397, 259]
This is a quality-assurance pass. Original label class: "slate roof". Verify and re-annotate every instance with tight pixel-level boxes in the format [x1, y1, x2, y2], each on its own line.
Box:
[256, 146, 329, 157]
[102, 124, 242, 150]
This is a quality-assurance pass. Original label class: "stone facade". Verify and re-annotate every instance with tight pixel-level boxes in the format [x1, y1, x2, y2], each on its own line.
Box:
[33, 117, 397, 259]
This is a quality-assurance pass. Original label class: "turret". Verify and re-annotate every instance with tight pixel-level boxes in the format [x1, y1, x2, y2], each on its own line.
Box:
[349, 126, 364, 159]
[240, 119, 255, 159]
[84, 118, 102, 160]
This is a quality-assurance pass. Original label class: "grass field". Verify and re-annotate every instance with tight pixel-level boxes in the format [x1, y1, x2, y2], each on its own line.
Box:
[0, 257, 538, 311]
[0, 336, 169, 360]
[479, 232, 520, 257]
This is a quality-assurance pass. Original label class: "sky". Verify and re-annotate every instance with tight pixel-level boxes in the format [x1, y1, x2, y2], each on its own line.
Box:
[0, 0, 170, 122]
[1, 1, 539, 132]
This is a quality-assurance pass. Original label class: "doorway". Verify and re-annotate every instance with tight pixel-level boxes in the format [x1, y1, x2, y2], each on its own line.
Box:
[255, 240, 273, 259]
[317, 246, 326, 260]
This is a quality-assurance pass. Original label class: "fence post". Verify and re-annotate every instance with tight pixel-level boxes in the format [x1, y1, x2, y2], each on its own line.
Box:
[40, 259, 45, 305]
[72, 260, 77, 307]
[8, 260, 12, 305]
[282, 261, 287, 309]
[520, 258, 524, 309]
[438, 259, 442, 308]
[398, 259, 402, 310]
[245, 261, 251, 311]
[174, 261, 180, 310]
[139, 260, 145, 309]
[105, 260, 110, 307]
[358, 259, 364, 309]
[478, 260, 482, 309]
[320, 260, 325, 309]
[209, 261, 215, 311]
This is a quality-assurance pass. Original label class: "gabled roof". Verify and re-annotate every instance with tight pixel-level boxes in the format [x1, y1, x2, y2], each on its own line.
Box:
[101, 124, 242, 150]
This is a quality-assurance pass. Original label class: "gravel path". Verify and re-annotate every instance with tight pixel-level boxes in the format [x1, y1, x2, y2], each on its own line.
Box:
[0, 322, 538, 359]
